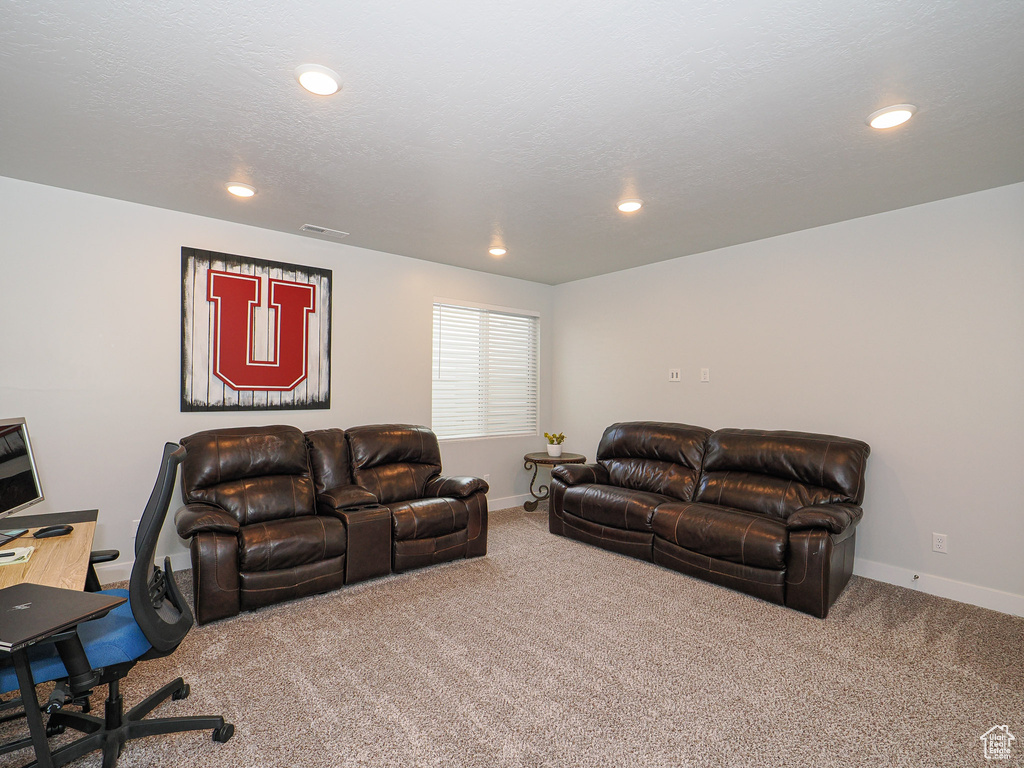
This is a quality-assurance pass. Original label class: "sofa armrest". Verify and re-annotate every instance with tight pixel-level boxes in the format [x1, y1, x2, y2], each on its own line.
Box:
[174, 503, 240, 538]
[424, 475, 489, 499]
[786, 503, 863, 537]
[551, 463, 609, 486]
[316, 484, 378, 517]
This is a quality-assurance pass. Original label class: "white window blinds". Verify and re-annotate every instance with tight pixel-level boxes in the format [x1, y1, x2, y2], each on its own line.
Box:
[432, 302, 539, 440]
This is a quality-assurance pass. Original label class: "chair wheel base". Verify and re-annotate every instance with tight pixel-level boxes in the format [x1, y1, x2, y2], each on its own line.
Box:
[171, 683, 190, 701]
[213, 723, 234, 743]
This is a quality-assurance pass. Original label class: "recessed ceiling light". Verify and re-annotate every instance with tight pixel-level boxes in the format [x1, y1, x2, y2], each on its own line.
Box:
[617, 198, 643, 213]
[295, 64, 342, 96]
[226, 182, 256, 198]
[867, 104, 917, 130]
[489, 247, 507, 257]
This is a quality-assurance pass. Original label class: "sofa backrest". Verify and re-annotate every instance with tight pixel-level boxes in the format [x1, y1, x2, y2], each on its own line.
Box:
[596, 421, 712, 501]
[179, 425, 315, 525]
[345, 424, 442, 504]
[695, 429, 870, 518]
[304, 428, 353, 496]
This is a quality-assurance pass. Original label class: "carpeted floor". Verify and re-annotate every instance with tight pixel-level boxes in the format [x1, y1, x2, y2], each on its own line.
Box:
[3, 506, 1022, 767]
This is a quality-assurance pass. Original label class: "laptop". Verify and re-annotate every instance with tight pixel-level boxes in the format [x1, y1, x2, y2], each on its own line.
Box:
[0, 583, 125, 653]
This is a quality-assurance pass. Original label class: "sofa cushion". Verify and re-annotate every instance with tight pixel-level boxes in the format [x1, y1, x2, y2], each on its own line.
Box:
[696, 429, 870, 518]
[180, 425, 316, 524]
[238, 516, 347, 571]
[190, 475, 317, 526]
[562, 484, 672, 532]
[387, 497, 469, 541]
[651, 502, 788, 570]
[596, 421, 711, 501]
[347, 424, 442, 504]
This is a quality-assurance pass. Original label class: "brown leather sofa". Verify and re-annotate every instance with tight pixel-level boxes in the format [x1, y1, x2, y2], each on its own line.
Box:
[549, 421, 869, 618]
[175, 424, 488, 624]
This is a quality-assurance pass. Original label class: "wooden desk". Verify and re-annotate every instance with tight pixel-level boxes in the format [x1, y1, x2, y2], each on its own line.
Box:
[0, 510, 97, 591]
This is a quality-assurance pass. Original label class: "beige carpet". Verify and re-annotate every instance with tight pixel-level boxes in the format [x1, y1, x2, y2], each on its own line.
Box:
[3, 506, 1022, 768]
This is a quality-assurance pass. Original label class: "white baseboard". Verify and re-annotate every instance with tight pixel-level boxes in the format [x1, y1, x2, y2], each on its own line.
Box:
[487, 492, 535, 511]
[94, 550, 192, 586]
[854, 558, 1024, 617]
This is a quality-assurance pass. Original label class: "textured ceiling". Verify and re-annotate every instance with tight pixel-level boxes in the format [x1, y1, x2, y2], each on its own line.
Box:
[2, 0, 1023, 284]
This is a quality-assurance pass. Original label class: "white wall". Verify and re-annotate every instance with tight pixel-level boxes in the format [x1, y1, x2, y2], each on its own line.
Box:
[552, 182, 1024, 615]
[0, 177, 553, 573]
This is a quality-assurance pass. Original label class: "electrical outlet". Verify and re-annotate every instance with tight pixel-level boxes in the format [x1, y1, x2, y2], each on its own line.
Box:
[700, 368, 710, 382]
[668, 368, 681, 382]
[932, 532, 948, 554]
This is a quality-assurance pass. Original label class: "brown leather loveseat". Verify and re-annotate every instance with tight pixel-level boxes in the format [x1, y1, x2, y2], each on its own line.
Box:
[549, 421, 869, 618]
[175, 424, 488, 624]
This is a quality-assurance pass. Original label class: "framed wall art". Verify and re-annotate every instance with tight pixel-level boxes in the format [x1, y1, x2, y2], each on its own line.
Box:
[181, 247, 332, 411]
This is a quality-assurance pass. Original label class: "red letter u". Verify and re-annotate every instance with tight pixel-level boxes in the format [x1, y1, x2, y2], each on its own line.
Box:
[207, 271, 316, 391]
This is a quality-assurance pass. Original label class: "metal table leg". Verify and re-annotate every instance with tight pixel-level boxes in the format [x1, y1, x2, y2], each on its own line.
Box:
[12, 648, 56, 768]
[523, 458, 549, 512]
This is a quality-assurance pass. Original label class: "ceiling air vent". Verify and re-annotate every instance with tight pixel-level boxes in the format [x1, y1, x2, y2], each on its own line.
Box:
[300, 224, 350, 239]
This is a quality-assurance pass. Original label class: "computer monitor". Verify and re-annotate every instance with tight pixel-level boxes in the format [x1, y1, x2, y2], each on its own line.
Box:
[0, 417, 44, 523]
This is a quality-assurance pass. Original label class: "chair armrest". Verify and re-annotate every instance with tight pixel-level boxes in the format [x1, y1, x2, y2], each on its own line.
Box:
[551, 463, 609, 486]
[786, 503, 863, 536]
[86, 549, 121, 591]
[316, 485, 378, 516]
[174, 503, 240, 538]
[424, 476, 489, 499]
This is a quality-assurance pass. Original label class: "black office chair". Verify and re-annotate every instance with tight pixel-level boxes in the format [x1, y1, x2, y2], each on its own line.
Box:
[0, 442, 233, 767]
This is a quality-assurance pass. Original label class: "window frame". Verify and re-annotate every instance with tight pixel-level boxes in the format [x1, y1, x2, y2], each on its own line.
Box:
[431, 298, 541, 442]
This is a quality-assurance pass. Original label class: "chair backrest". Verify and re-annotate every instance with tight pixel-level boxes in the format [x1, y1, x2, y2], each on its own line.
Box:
[178, 425, 315, 524]
[345, 425, 442, 504]
[596, 421, 711, 502]
[129, 442, 194, 654]
[695, 429, 871, 518]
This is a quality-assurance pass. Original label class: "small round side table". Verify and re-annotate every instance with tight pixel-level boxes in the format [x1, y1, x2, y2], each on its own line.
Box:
[522, 452, 587, 512]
